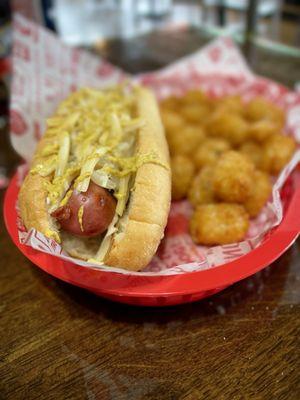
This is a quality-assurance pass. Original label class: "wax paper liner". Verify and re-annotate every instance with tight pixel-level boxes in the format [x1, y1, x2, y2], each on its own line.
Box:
[11, 14, 300, 276]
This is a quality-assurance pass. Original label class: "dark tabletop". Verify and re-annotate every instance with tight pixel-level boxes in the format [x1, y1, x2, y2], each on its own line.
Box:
[1, 28, 300, 400]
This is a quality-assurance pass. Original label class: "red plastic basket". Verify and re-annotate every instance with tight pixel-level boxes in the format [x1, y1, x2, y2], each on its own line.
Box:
[4, 171, 300, 306]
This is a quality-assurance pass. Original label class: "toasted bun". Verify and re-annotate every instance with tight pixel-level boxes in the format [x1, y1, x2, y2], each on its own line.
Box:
[19, 86, 171, 271]
[104, 88, 171, 270]
[19, 135, 60, 242]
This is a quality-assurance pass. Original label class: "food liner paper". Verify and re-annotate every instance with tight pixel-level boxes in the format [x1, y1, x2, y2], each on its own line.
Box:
[11, 14, 300, 275]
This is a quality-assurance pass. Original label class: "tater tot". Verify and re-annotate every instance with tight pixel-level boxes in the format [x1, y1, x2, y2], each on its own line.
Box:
[245, 97, 285, 129]
[182, 90, 209, 105]
[190, 203, 249, 245]
[160, 96, 182, 111]
[248, 120, 279, 142]
[244, 171, 272, 217]
[239, 141, 263, 169]
[168, 125, 206, 156]
[213, 151, 255, 203]
[160, 109, 184, 137]
[181, 104, 210, 124]
[188, 166, 215, 207]
[261, 134, 296, 175]
[215, 95, 244, 115]
[171, 155, 195, 200]
[193, 138, 231, 169]
[206, 110, 249, 146]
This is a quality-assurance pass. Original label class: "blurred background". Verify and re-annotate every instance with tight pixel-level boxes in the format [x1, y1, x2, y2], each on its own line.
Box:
[0, 0, 300, 186]
[1, 1, 300, 93]
[1, 0, 300, 76]
[1, 0, 299, 45]
[1, 1, 300, 58]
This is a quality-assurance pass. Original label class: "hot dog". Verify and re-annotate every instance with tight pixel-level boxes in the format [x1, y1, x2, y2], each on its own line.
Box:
[19, 85, 171, 271]
[51, 182, 116, 237]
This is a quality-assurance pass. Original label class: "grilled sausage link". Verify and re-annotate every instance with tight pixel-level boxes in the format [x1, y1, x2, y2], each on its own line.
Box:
[51, 182, 116, 237]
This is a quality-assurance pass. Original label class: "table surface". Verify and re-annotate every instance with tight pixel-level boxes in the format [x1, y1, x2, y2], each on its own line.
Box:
[1, 28, 300, 400]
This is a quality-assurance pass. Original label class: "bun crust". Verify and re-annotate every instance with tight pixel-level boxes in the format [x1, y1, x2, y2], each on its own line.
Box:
[104, 88, 171, 270]
[19, 136, 60, 242]
[18, 86, 171, 271]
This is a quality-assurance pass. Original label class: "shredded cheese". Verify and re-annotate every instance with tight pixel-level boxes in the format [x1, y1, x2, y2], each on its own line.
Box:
[78, 205, 84, 232]
[60, 189, 73, 207]
[55, 131, 70, 177]
[91, 214, 119, 262]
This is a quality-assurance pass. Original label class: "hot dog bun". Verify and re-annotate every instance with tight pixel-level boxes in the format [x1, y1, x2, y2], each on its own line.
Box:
[19, 86, 171, 271]
[105, 88, 170, 270]
[19, 139, 61, 243]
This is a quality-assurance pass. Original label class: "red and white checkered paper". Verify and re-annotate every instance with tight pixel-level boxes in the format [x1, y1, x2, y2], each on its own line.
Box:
[11, 14, 300, 275]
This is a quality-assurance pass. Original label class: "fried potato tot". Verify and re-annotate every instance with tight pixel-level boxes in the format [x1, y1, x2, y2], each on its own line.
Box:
[261, 134, 296, 175]
[213, 151, 255, 203]
[239, 141, 263, 169]
[215, 95, 244, 115]
[206, 110, 249, 146]
[160, 109, 184, 137]
[168, 124, 206, 156]
[181, 103, 210, 124]
[244, 171, 272, 217]
[188, 166, 215, 206]
[160, 96, 182, 111]
[194, 138, 231, 169]
[182, 90, 210, 106]
[190, 203, 249, 245]
[248, 120, 279, 142]
[171, 155, 195, 200]
[245, 97, 285, 129]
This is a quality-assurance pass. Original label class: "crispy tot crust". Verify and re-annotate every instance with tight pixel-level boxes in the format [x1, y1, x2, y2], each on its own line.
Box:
[244, 170, 271, 217]
[171, 155, 195, 200]
[188, 165, 215, 206]
[213, 151, 255, 203]
[190, 203, 249, 245]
